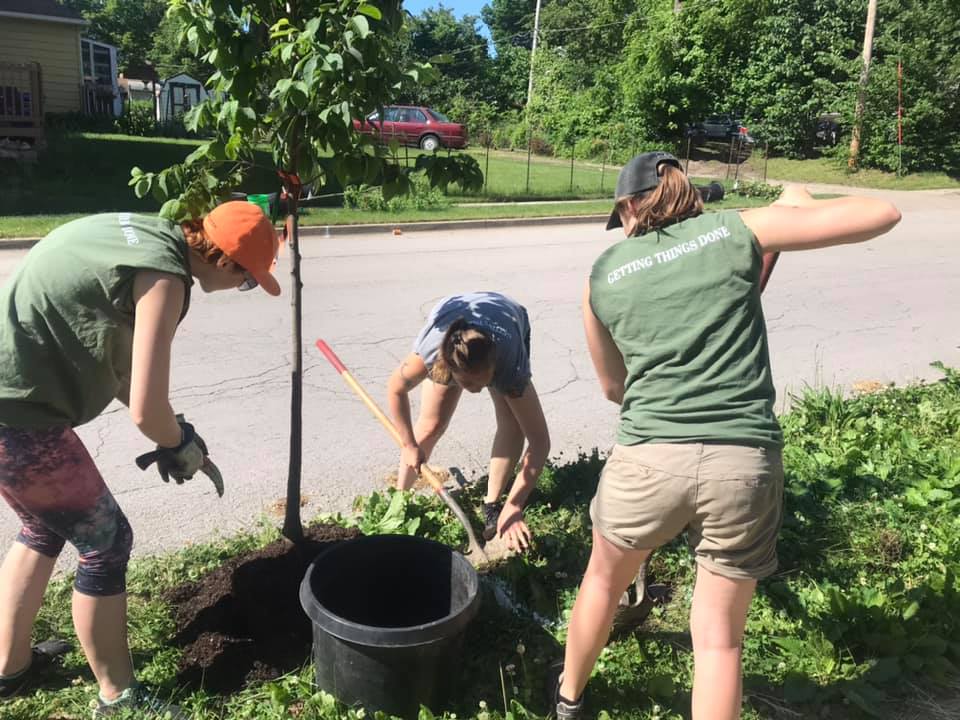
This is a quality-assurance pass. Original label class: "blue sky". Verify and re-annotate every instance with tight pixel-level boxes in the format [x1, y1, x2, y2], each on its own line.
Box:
[403, 0, 493, 42]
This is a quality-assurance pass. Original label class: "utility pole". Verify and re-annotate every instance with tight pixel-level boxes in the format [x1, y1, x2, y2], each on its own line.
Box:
[525, 0, 542, 113]
[524, 0, 542, 192]
[848, 0, 877, 171]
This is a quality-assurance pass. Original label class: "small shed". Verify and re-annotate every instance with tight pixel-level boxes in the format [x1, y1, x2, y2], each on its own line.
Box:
[158, 73, 208, 123]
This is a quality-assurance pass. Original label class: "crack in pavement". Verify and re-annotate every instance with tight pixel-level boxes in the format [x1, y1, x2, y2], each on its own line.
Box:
[169, 363, 289, 395]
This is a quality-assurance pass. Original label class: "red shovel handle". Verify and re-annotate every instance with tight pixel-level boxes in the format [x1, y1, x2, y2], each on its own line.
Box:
[315, 340, 347, 374]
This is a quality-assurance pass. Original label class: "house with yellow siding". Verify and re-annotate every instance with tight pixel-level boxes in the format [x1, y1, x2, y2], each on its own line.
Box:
[0, 0, 121, 144]
[0, 0, 86, 115]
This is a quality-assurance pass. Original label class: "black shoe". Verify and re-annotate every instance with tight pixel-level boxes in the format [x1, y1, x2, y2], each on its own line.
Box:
[551, 667, 583, 720]
[482, 501, 502, 541]
[0, 639, 71, 698]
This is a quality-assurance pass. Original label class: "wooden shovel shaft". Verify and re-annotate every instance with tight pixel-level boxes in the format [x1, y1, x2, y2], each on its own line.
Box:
[315, 340, 488, 559]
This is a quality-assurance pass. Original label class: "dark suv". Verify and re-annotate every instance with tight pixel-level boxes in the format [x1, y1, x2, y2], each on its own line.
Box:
[354, 105, 467, 151]
[687, 114, 753, 144]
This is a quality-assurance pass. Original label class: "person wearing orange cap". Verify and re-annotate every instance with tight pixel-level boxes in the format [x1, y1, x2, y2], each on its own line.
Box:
[0, 202, 280, 717]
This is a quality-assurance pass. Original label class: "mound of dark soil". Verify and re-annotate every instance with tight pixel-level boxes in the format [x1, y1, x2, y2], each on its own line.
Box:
[164, 524, 359, 693]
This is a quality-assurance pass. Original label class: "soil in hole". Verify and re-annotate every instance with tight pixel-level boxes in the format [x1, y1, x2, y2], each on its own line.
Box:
[164, 523, 360, 693]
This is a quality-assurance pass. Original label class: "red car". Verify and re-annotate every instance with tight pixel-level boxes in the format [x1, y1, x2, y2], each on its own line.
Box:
[354, 105, 467, 151]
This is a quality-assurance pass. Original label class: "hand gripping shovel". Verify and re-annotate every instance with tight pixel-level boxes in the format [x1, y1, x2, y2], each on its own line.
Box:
[316, 340, 489, 563]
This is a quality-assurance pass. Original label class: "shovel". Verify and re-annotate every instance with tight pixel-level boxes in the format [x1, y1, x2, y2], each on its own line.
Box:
[316, 340, 489, 563]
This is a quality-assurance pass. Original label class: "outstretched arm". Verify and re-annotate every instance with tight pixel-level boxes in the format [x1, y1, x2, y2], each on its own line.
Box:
[741, 188, 901, 252]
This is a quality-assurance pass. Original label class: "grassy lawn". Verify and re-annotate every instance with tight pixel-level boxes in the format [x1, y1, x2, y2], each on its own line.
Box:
[298, 193, 771, 228]
[758, 155, 960, 191]
[0, 132, 948, 241]
[3, 365, 959, 720]
[0, 195, 774, 239]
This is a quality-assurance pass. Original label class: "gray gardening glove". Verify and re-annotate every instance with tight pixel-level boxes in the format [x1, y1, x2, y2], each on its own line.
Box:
[135, 415, 224, 496]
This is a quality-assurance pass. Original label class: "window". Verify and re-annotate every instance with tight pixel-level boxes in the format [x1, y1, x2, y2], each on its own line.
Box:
[428, 109, 451, 123]
[410, 109, 427, 123]
[383, 107, 401, 121]
[81, 39, 114, 85]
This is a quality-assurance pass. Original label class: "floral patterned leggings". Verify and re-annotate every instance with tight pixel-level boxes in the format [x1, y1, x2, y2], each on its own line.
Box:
[0, 426, 132, 596]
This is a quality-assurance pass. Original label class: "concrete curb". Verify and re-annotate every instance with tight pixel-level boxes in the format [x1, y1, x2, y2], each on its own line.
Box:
[0, 214, 609, 249]
[0, 238, 43, 250]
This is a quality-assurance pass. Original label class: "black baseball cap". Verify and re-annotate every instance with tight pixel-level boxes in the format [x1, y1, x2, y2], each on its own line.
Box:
[605, 151, 682, 230]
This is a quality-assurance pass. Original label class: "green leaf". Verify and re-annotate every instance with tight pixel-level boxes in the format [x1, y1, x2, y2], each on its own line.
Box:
[134, 177, 151, 199]
[303, 17, 322, 39]
[301, 55, 318, 84]
[289, 81, 310, 109]
[184, 105, 204, 133]
[324, 52, 343, 71]
[225, 134, 243, 161]
[350, 15, 370, 38]
[159, 199, 184, 221]
[184, 145, 208, 165]
[902, 600, 920, 620]
[186, 26, 200, 56]
[357, 4, 382, 20]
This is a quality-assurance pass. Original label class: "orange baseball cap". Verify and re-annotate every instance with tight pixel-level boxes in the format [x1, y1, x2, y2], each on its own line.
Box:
[202, 201, 281, 296]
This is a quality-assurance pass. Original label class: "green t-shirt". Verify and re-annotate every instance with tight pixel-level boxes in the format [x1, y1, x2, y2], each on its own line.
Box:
[0, 213, 192, 429]
[589, 209, 782, 447]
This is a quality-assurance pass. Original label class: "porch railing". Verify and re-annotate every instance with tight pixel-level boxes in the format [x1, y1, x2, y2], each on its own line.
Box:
[0, 62, 43, 140]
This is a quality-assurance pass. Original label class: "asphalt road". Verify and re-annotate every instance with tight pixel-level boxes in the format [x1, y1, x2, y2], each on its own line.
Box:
[0, 187, 957, 567]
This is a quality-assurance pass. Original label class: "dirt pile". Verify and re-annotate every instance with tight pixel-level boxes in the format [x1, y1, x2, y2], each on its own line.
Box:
[164, 524, 359, 692]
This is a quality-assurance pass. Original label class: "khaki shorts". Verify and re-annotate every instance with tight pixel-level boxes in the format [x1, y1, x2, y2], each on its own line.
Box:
[589, 443, 784, 580]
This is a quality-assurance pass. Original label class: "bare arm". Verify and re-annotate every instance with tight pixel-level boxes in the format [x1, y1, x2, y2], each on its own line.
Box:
[386, 352, 429, 448]
[582, 280, 627, 404]
[741, 188, 901, 252]
[502, 383, 550, 509]
[130, 271, 186, 447]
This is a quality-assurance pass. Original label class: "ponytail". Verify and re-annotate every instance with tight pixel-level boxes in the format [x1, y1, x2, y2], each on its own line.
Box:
[429, 318, 496, 385]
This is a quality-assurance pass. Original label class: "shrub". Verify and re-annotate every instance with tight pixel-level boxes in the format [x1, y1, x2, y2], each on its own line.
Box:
[342, 172, 449, 212]
[115, 101, 158, 137]
[734, 179, 783, 200]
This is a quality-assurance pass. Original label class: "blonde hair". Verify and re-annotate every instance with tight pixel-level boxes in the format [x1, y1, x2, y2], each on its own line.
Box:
[429, 319, 496, 385]
[616, 164, 703, 235]
[181, 220, 243, 271]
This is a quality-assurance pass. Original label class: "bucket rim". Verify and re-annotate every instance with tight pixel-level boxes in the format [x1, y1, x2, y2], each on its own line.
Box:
[299, 534, 481, 647]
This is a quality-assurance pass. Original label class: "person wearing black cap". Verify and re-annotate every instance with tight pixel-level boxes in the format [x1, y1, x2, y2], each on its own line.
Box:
[554, 153, 901, 720]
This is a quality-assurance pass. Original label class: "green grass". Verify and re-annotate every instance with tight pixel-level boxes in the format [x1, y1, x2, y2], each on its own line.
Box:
[4, 364, 959, 720]
[298, 193, 770, 228]
[755, 155, 960, 191]
[0, 193, 773, 240]
[0, 214, 86, 240]
[0, 132, 948, 240]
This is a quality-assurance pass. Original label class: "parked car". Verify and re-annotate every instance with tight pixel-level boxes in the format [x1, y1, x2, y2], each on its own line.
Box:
[354, 105, 467, 151]
[815, 112, 842, 146]
[686, 114, 754, 144]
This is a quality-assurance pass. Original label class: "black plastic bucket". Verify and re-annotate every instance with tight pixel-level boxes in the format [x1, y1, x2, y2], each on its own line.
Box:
[299, 535, 481, 718]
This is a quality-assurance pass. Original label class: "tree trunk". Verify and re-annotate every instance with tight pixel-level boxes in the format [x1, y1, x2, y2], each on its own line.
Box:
[848, 0, 878, 171]
[282, 193, 304, 543]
